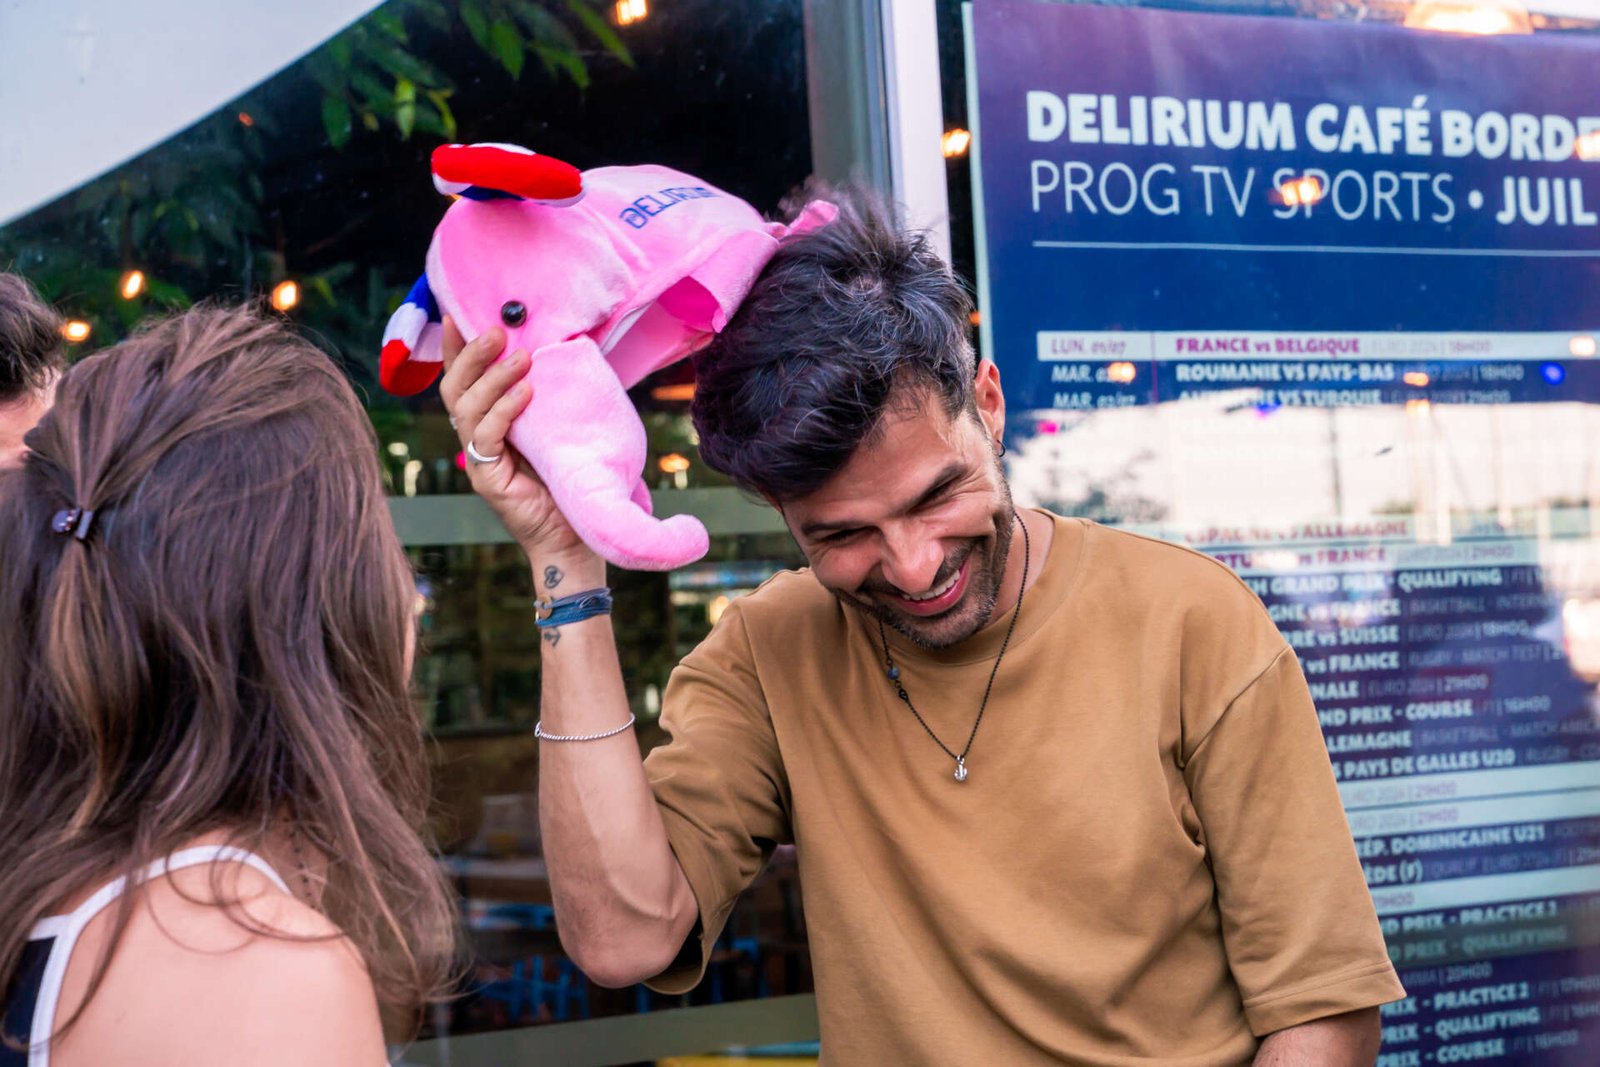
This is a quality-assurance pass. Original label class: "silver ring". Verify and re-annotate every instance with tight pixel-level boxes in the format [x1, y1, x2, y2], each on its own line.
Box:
[466, 440, 502, 465]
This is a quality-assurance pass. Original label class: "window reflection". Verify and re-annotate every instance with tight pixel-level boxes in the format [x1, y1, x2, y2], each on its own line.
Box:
[938, 0, 1600, 1057]
[2, 0, 818, 1046]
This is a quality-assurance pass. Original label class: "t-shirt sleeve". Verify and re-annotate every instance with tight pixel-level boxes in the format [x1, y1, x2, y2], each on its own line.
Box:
[1185, 644, 1407, 1036]
[641, 599, 791, 993]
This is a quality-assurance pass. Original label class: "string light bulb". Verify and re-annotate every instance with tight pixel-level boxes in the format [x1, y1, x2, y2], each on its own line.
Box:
[613, 0, 647, 26]
[1404, 0, 1532, 35]
[119, 270, 146, 300]
[1276, 176, 1325, 207]
[61, 320, 92, 343]
[650, 383, 696, 402]
[270, 280, 300, 312]
[941, 129, 972, 158]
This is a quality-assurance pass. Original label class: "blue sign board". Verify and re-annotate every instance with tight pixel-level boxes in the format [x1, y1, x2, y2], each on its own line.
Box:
[967, 1, 1600, 412]
[969, 4, 1600, 1061]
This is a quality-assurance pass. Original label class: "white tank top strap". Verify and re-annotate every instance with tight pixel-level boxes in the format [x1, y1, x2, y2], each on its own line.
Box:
[148, 845, 292, 896]
[23, 845, 290, 1067]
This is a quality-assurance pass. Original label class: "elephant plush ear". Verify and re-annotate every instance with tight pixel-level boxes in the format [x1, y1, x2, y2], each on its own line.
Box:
[380, 272, 444, 396]
[431, 143, 584, 205]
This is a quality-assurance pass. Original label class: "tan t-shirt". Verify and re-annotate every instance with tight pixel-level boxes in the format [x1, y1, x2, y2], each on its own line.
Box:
[644, 513, 1403, 1065]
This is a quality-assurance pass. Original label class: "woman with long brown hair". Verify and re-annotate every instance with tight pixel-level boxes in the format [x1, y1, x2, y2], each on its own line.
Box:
[0, 304, 457, 1065]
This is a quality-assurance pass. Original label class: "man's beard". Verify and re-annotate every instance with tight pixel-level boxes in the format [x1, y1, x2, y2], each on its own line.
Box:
[855, 487, 1017, 652]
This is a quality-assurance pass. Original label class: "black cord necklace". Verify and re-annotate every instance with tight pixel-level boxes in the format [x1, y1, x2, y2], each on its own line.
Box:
[877, 512, 1031, 783]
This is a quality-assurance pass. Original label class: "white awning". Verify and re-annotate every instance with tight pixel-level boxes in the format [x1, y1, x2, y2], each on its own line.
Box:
[0, 0, 381, 226]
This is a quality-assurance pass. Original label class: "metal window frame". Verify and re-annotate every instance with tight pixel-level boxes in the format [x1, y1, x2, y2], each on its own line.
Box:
[803, 0, 952, 262]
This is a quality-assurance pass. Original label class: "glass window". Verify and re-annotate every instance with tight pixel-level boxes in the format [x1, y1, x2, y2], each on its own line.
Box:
[4, 1, 824, 1058]
[942, 1, 1600, 1061]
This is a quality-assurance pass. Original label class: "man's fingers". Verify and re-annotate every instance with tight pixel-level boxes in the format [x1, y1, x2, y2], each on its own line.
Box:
[453, 348, 530, 439]
[440, 316, 466, 369]
[470, 379, 534, 485]
[439, 324, 506, 413]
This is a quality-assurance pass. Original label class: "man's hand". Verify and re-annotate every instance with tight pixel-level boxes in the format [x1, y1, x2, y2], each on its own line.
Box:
[1254, 1007, 1381, 1066]
[438, 318, 592, 563]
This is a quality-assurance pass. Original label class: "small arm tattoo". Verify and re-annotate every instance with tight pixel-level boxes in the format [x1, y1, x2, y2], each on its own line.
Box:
[543, 565, 564, 590]
[542, 628, 562, 647]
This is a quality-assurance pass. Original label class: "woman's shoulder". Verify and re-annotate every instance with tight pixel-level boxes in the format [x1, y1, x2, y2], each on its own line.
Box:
[52, 853, 387, 1067]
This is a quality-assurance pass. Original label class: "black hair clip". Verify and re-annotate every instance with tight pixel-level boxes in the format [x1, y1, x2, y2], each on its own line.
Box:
[51, 507, 96, 542]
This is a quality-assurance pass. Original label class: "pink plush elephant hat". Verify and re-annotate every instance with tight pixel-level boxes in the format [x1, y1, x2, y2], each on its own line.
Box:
[380, 143, 835, 570]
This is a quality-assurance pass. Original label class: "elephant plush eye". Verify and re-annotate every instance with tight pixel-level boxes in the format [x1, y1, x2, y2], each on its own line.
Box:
[500, 300, 528, 327]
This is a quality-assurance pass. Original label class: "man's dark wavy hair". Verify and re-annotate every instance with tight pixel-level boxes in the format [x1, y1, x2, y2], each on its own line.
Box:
[691, 181, 977, 502]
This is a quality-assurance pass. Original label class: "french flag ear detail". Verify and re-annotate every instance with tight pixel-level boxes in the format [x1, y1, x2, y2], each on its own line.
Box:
[431, 143, 585, 206]
[380, 273, 445, 396]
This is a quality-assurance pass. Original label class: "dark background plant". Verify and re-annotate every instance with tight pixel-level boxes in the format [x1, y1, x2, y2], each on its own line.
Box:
[0, 0, 630, 401]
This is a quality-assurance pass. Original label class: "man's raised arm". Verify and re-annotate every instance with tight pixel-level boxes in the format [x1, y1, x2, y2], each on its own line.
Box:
[439, 320, 697, 987]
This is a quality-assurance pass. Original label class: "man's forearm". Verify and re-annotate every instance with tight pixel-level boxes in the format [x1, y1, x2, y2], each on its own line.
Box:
[532, 549, 698, 988]
[1254, 1007, 1381, 1066]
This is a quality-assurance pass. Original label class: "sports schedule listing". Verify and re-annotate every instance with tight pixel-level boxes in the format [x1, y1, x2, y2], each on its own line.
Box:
[1191, 518, 1600, 1064]
[1032, 331, 1597, 412]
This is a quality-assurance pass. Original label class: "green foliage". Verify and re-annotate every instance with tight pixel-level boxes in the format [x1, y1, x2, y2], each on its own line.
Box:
[0, 108, 260, 350]
[322, 95, 354, 148]
[0, 0, 635, 406]
[489, 18, 526, 79]
[313, 0, 632, 146]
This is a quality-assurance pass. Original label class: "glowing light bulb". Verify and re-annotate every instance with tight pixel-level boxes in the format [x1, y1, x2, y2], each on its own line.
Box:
[1404, 0, 1532, 35]
[941, 129, 972, 158]
[270, 280, 299, 312]
[119, 270, 145, 300]
[61, 320, 92, 343]
[650, 383, 696, 402]
[1107, 361, 1137, 384]
[1403, 371, 1431, 387]
[613, 0, 647, 26]
[658, 453, 691, 475]
[1276, 176, 1325, 208]
[1570, 336, 1597, 358]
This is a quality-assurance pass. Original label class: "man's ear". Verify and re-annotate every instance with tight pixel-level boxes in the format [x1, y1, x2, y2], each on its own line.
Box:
[974, 358, 1005, 441]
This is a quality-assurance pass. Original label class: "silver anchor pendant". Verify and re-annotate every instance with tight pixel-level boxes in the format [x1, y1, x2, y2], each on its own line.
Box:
[953, 757, 968, 782]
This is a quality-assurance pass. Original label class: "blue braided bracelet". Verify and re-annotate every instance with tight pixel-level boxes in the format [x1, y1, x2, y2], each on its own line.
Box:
[534, 587, 613, 629]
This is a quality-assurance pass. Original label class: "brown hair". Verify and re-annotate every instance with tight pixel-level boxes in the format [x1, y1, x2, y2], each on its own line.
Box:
[0, 304, 457, 1040]
[0, 272, 66, 404]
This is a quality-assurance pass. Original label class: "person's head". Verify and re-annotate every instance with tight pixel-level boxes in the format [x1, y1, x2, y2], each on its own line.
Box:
[693, 184, 1014, 650]
[0, 272, 67, 466]
[0, 304, 454, 1037]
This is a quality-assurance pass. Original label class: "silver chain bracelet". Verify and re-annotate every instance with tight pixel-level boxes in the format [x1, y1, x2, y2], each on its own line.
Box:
[534, 714, 637, 742]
